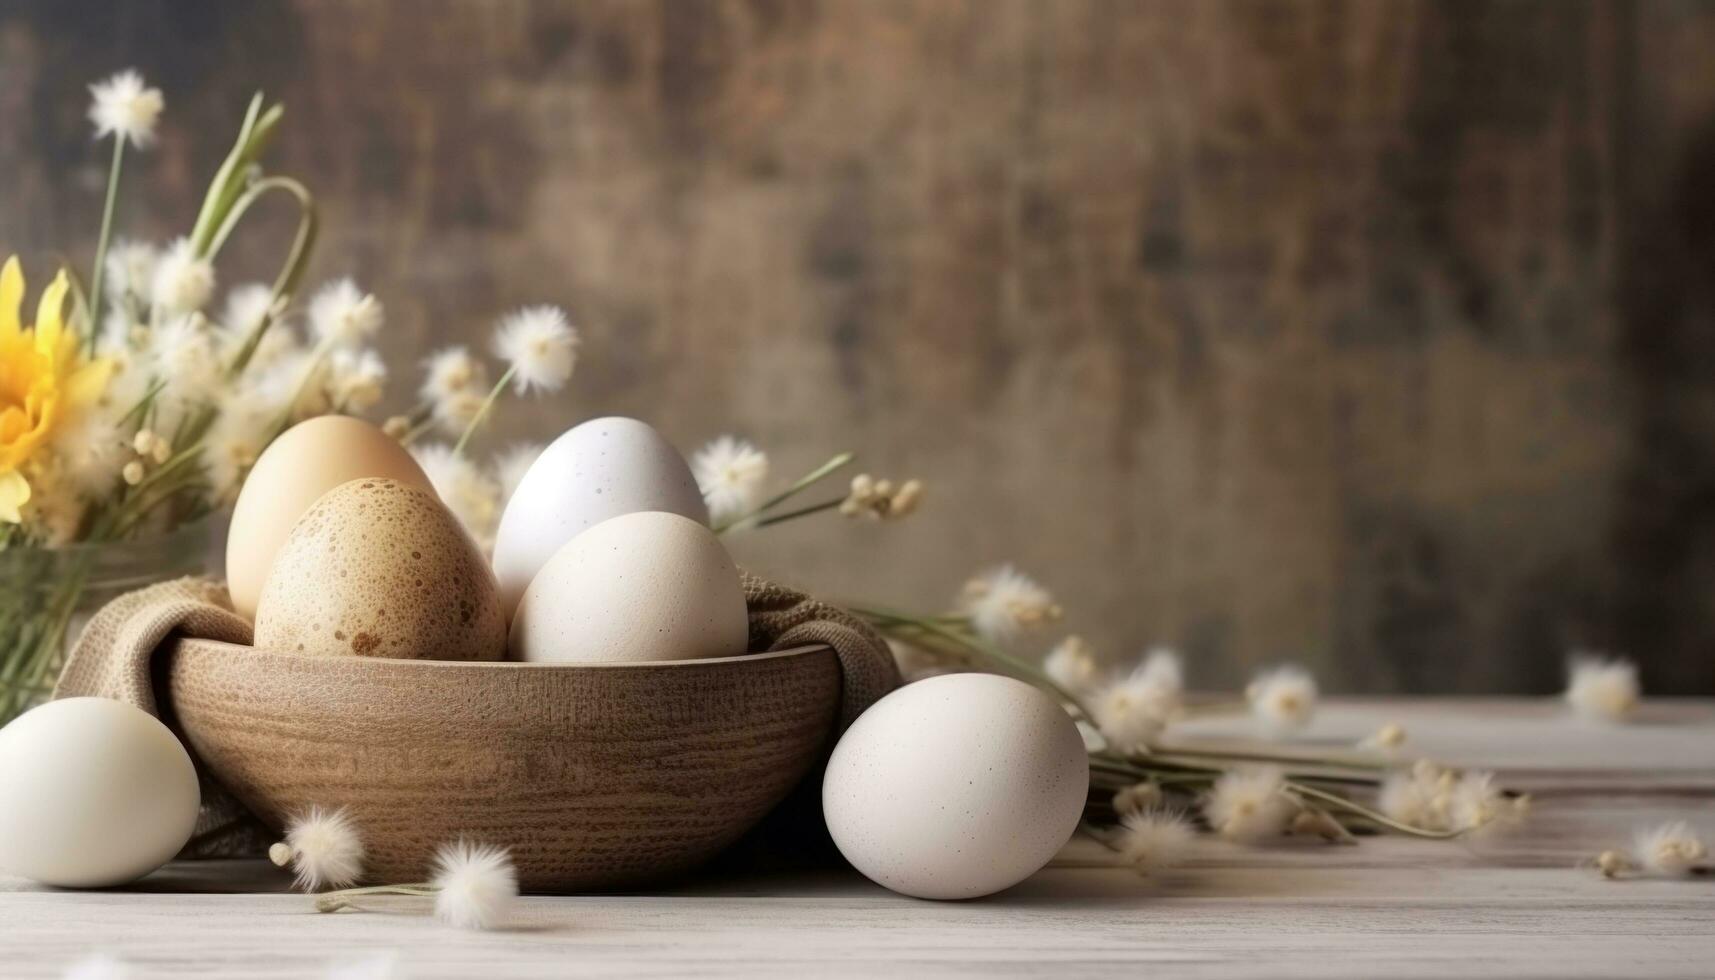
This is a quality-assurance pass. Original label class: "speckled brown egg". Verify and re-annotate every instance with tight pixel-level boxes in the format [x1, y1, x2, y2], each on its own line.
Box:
[254, 478, 507, 661]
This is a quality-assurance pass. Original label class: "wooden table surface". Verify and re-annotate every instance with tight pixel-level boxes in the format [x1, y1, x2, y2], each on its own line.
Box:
[4, 699, 1713, 979]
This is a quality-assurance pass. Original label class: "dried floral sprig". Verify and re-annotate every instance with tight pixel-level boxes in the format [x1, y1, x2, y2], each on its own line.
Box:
[1566, 654, 1640, 723]
[269, 805, 365, 891]
[86, 70, 164, 339]
[1246, 665, 1318, 738]
[315, 839, 518, 931]
[693, 436, 769, 527]
[1596, 821, 1710, 879]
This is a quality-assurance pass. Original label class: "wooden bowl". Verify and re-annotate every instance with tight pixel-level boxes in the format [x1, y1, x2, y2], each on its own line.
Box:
[162, 638, 841, 891]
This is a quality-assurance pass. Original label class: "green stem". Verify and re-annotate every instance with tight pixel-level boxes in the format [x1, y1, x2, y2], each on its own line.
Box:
[190, 95, 285, 256]
[452, 366, 516, 457]
[754, 496, 845, 528]
[714, 452, 854, 533]
[213, 177, 318, 377]
[87, 137, 126, 346]
[1287, 782, 1463, 839]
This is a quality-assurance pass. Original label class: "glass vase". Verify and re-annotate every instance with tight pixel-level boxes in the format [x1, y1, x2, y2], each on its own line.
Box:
[0, 514, 223, 726]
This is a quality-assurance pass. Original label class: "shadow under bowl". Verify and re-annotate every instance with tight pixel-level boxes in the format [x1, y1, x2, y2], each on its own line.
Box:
[162, 638, 841, 891]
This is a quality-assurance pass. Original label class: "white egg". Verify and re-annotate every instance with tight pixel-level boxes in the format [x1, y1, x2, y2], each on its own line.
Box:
[511, 510, 749, 663]
[0, 698, 200, 887]
[492, 417, 707, 614]
[822, 673, 1089, 900]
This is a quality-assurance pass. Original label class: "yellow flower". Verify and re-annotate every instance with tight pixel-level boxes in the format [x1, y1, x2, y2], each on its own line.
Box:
[0, 257, 113, 523]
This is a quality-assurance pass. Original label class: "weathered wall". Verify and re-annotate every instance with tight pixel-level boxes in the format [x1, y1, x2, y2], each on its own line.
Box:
[3, 0, 1714, 693]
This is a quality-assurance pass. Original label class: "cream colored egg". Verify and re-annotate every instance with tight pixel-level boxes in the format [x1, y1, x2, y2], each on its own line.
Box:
[0, 698, 199, 887]
[226, 415, 432, 620]
[492, 417, 708, 615]
[255, 478, 507, 661]
[822, 673, 1089, 899]
[510, 511, 747, 663]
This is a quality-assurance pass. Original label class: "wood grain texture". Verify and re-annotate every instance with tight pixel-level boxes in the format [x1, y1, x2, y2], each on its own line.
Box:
[3, 697, 1712, 978]
[2, 2, 1715, 693]
[162, 638, 841, 889]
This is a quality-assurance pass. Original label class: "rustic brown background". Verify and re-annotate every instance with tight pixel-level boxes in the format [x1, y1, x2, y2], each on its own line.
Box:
[3, 0, 1714, 694]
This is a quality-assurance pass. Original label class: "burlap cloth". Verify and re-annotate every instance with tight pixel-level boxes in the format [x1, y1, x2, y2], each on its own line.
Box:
[53, 572, 898, 858]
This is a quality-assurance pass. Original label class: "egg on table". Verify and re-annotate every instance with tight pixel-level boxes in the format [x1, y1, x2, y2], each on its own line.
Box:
[492, 416, 707, 614]
[255, 477, 507, 661]
[226, 415, 432, 620]
[0, 697, 199, 888]
[510, 510, 748, 664]
[822, 673, 1089, 900]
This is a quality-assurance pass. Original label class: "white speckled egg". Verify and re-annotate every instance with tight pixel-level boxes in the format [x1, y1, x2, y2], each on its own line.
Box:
[822, 673, 1089, 900]
[510, 511, 747, 663]
[0, 698, 200, 888]
[492, 417, 707, 614]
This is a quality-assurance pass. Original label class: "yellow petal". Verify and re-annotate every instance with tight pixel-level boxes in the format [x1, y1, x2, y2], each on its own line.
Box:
[0, 257, 21, 342]
[33, 270, 69, 362]
[63, 358, 114, 409]
[0, 469, 28, 524]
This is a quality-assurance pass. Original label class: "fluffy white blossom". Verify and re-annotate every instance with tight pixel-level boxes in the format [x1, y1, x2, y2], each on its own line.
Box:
[430, 840, 517, 930]
[1630, 821, 1707, 876]
[47, 407, 130, 499]
[1246, 664, 1318, 738]
[412, 443, 502, 549]
[1565, 655, 1640, 723]
[150, 238, 215, 315]
[220, 282, 276, 337]
[328, 348, 387, 411]
[274, 805, 365, 892]
[308, 279, 383, 349]
[1379, 761, 1525, 835]
[1092, 647, 1182, 752]
[492, 305, 577, 394]
[1112, 781, 1163, 817]
[88, 69, 163, 147]
[420, 346, 485, 402]
[493, 443, 542, 505]
[958, 565, 1062, 643]
[1203, 766, 1292, 842]
[102, 239, 158, 306]
[1114, 808, 1195, 873]
[691, 436, 769, 526]
[203, 397, 279, 503]
[1044, 635, 1103, 695]
[147, 315, 222, 422]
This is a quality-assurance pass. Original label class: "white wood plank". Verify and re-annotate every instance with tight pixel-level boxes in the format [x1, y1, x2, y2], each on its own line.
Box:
[2, 699, 1711, 979]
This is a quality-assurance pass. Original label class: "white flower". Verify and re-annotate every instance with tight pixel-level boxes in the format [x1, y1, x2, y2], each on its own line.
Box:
[493, 443, 542, 504]
[1566, 655, 1640, 723]
[150, 238, 215, 315]
[1379, 761, 1524, 835]
[88, 69, 163, 147]
[958, 565, 1062, 643]
[420, 346, 486, 402]
[62, 952, 131, 980]
[1246, 665, 1318, 738]
[309, 279, 384, 349]
[492, 305, 577, 394]
[412, 443, 502, 549]
[1203, 766, 1292, 842]
[204, 398, 278, 503]
[430, 840, 517, 930]
[254, 348, 331, 422]
[1044, 635, 1102, 694]
[1091, 647, 1182, 752]
[1630, 821, 1708, 876]
[328, 348, 388, 411]
[102, 239, 158, 306]
[1114, 809, 1195, 873]
[48, 406, 130, 498]
[1112, 781, 1163, 816]
[147, 315, 222, 420]
[275, 805, 365, 892]
[220, 282, 276, 337]
[691, 436, 769, 525]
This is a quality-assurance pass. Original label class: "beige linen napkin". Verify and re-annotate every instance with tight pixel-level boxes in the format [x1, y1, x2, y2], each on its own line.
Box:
[52, 573, 898, 857]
